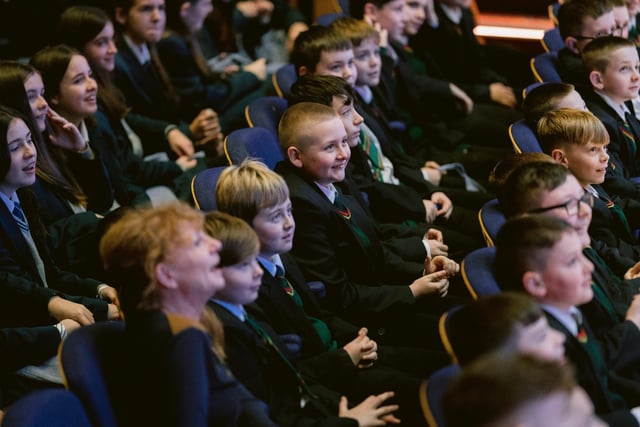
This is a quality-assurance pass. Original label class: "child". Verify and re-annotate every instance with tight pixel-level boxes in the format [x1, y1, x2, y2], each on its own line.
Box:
[276, 101, 464, 347]
[582, 36, 640, 184]
[444, 353, 606, 427]
[555, 0, 617, 90]
[204, 210, 402, 427]
[495, 214, 640, 426]
[0, 106, 119, 403]
[537, 108, 640, 260]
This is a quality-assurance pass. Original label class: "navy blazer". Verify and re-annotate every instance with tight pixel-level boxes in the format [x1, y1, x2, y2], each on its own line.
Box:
[0, 188, 107, 327]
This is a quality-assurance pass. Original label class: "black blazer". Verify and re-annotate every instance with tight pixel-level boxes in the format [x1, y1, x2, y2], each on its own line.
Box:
[0, 188, 108, 328]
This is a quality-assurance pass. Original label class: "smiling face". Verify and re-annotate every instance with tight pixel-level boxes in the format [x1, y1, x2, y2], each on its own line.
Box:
[313, 48, 358, 87]
[353, 37, 381, 88]
[252, 199, 295, 258]
[368, 0, 407, 42]
[49, 54, 98, 126]
[23, 72, 48, 133]
[84, 21, 118, 73]
[514, 387, 605, 427]
[331, 95, 363, 147]
[218, 254, 263, 306]
[159, 224, 225, 306]
[0, 118, 37, 197]
[404, 0, 427, 36]
[289, 117, 350, 186]
[119, 0, 167, 45]
[594, 46, 640, 105]
[556, 141, 610, 187]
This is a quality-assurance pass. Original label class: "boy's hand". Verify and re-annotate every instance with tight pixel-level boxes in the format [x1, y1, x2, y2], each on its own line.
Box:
[426, 255, 460, 277]
[189, 108, 222, 142]
[422, 166, 442, 186]
[427, 239, 448, 257]
[409, 270, 449, 298]
[338, 392, 400, 426]
[166, 128, 195, 157]
[176, 155, 198, 171]
[625, 293, 640, 329]
[343, 327, 378, 368]
[425, 228, 443, 242]
[449, 83, 473, 114]
[244, 58, 267, 81]
[489, 82, 517, 108]
[624, 261, 640, 280]
[431, 192, 453, 219]
[48, 297, 95, 325]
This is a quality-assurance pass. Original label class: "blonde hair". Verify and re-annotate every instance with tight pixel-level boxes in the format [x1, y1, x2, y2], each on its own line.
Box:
[216, 159, 289, 224]
[537, 108, 609, 154]
[278, 102, 340, 152]
[330, 16, 379, 47]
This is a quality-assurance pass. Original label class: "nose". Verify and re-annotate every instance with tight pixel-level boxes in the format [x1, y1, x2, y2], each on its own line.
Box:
[24, 142, 36, 158]
[252, 260, 263, 278]
[151, 7, 161, 21]
[582, 254, 594, 274]
[336, 144, 349, 159]
[36, 95, 48, 111]
[353, 109, 364, 126]
[283, 212, 294, 230]
[601, 149, 609, 163]
[108, 40, 118, 55]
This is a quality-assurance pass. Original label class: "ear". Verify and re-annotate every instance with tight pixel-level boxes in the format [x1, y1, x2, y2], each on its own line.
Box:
[522, 271, 547, 298]
[179, 1, 191, 19]
[298, 65, 310, 77]
[155, 262, 178, 290]
[551, 148, 569, 167]
[363, 3, 378, 22]
[565, 36, 580, 55]
[287, 146, 303, 168]
[589, 70, 605, 91]
[114, 7, 126, 25]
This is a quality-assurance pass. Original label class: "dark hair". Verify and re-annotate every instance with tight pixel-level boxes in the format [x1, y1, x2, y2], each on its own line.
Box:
[495, 215, 574, 292]
[501, 161, 571, 218]
[0, 60, 87, 206]
[203, 211, 260, 267]
[446, 292, 545, 366]
[56, 5, 130, 120]
[0, 106, 28, 178]
[444, 353, 575, 427]
[290, 25, 352, 76]
[558, 0, 613, 40]
[583, 35, 637, 73]
[349, 0, 395, 19]
[288, 74, 355, 107]
[521, 82, 576, 127]
[489, 153, 555, 205]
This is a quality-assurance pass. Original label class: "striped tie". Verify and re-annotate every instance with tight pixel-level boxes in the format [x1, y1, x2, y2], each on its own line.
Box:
[620, 116, 637, 158]
[12, 202, 29, 233]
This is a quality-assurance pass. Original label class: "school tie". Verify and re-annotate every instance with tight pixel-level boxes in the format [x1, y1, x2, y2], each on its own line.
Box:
[359, 128, 384, 182]
[333, 189, 371, 248]
[243, 311, 314, 399]
[12, 201, 48, 287]
[599, 193, 633, 237]
[274, 265, 336, 351]
[620, 114, 637, 159]
[582, 247, 621, 322]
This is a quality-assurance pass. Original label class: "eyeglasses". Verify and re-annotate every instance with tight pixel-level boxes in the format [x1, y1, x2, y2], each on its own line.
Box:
[527, 192, 594, 216]
[572, 30, 617, 41]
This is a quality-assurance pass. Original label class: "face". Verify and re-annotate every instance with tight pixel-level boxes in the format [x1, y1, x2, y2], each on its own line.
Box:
[181, 0, 213, 32]
[370, 0, 406, 42]
[514, 317, 566, 363]
[538, 231, 594, 310]
[573, 12, 616, 53]
[121, 0, 166, 44]
[0, 118, 37, 197]
[614, 6, 631, 38]
[84, 21, 118, 73]
[353, 38, 381, 87]
[331, 95, 363, 147]
[50, 55, 98, 126]
[252, 199, 295, 258]
[218, 254, 263, 306]
[313, 49, 358, 87]
[160, 225, 225, 304]
[438, 0, 472, 7]
[24, 73, 48, 133]
[291, 117, 350, 186]
[556, 90, 588, 111]
[628, 0, 640, 17]
[537, 175, 593, 247]
[516, 388, 606, 427]
[404, 0, 427, 36]
[596, 46, 640, 105]
[559, 141, 609, 187]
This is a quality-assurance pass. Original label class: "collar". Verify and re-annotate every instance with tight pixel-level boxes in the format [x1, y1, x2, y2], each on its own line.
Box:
[440, 3, 462, 24]
[595, 91, 631, 122]
[584, 184, 599, 198]
[0, 191, 18, 213]
[314, 182, 336, 203]
[211, 299, 245, 321]
[355, 84, 373, 104]
[123, 34, 151, 65]
[542, 304, 582, 336]
[258, 254, 284, 277]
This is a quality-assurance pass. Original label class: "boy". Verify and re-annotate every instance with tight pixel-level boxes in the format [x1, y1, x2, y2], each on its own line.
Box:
[288, 74, 486, 261]
[496, 214, 640, 426]
[555, 0, 617, 90]
[537, 108, 640, 262]
[444, 353, 606, 427]
[582, 36, 640, 187]
[275, 101, 460, 348]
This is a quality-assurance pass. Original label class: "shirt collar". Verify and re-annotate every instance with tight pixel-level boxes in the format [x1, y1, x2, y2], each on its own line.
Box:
[542, 303, 582, 336]
[595, 91, 631, 121]
[211, 299, 245, 321]
[257, 254, 284, 277]
[123, 34, 151, 65]
[440, 3, 462, 24]
[0, 191, 17, 213]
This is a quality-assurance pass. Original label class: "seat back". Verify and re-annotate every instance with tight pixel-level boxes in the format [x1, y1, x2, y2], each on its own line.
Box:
[419, 364, 461, 427]
[478, 198, 506, 246]
[191, 166, 228, 211]
[460, 246, 501, 300]
[245, 96, 288, 135]
[530, 51, 562, 83]
[3, 389, 92, 427]
[548, 1, 561, 26]
[541, 27, 563, 52]
[224, 126, 285, 169]
[509, 119, 543, 154]
[272, 63, 297, 98]
[59, 321, 125, 427]
[316, 12, 346, 26]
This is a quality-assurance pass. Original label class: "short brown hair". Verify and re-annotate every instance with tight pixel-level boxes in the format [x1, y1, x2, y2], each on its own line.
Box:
[558, 0, 613, 39]
[537, 108, 609, 154]
[278, 102, 340, 152]
[330, 16, 379, 47]
[522, 82, 576, 127]
[583, 35, 636, 73]
[290, 25, 352, 76]
[204, 211, 260, 267]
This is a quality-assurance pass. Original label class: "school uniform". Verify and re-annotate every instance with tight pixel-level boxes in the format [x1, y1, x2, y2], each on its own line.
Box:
[0, 188, 108, 328]
[557, 48, 591, 91]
